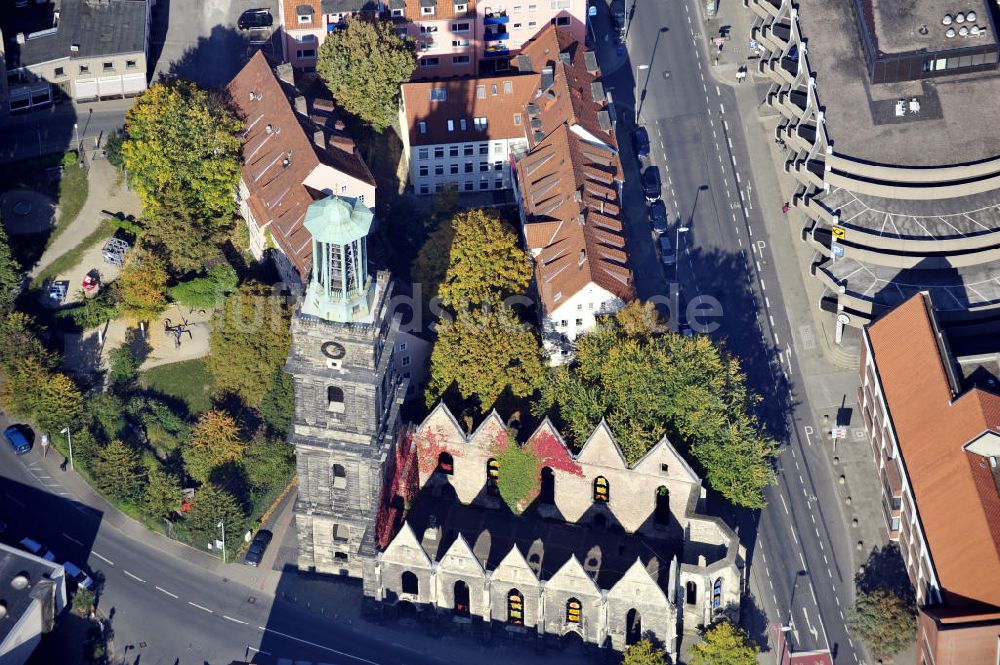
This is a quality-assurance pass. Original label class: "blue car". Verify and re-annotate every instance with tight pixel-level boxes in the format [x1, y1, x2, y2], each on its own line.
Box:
[632, 127, 651, 160]
[4, 426, 32, 455]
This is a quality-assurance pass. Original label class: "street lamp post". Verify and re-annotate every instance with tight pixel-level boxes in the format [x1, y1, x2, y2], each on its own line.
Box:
[73, 123, 80, 152]
[635, 64, 649, 122]
[59, 427, 74, 471]
[675, 226, 690, 282]
[218, 520, 226, 563]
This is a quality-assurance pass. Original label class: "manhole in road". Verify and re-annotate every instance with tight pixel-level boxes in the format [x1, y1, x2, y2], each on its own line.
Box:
[663, 70, 671, 79]
[799, 324, 817, 350]
[247, 596, 257, 604]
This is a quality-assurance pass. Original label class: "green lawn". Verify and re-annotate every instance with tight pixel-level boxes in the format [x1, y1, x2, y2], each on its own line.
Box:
[140, 359, 213, 416]
[53, 156, 88, 241]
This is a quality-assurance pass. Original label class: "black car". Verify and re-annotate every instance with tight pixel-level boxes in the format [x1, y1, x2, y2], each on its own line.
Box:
[632, 127, 650, 160]
[648, 200, 668, 233]
[237, 9, 273, 30]
[244, 529, 273, 567]
[642, 166, 662, 202]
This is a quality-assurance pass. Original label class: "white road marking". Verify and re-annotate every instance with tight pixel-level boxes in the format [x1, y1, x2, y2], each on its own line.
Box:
[736, 171, 741, 183]
[798, 552, 806, 568]
[728, 138, 733, 148]
[791, 528, 799, 544]
[779, 492, 789, 514]
[720, 103, 725, 114]
[769, 315, 775, 326]
[91, 551, 114, 566]
[811, 513, 817, 524]
[155, 586, 178, 599]
[827, 567, 833, 578]
[823, 554, 829, 564]
[62, 533, 83, 546]
[774, 333, 780, 345]
[756, 260, 762, 271]
[123, 570, 146, 583]
[716, 85, 721, 96]
[765, 297, 771, 308]
[835, 595, 841, 606]
[761, 279, 766, 290]
[724, 120, 729, 131]
[819, 539, 825, 551]
[246, 646, 272, 656]
[257, 627, 379, 664]
[189, 602, 213, 613]
[224, 615, 248, 624]
[769, 578, 774, 590]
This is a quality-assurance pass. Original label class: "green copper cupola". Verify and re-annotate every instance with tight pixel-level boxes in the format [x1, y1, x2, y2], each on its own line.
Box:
[301, 195, 376, 322]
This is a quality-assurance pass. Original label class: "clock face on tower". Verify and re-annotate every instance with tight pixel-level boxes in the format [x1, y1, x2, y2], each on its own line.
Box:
[321, 341, 346, 360]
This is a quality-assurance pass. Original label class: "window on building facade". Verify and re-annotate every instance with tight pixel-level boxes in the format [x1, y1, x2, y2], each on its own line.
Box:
[430, 87, 447, 101]
[453, 39, 470, 47]
[104, 62, 116, 71]
[464, 181, 473, 191]
[435, 165, 444, 175]
[474, 117, 488, 131]
[392, 7, 405, 16]
[447, 120, 455, 132]
[477, 85, 486, 99]
[53, 67, 64, 77]
[514, 114, 522, 125]
[419, 165, 429, 177]
[460, 118, 468, 130]
[401, 571, 419, 595]
[420, 184, 429, 194]
[437, 451, 454, 474]
[494, 160, 503, 170]
[449, 146, 459, 157]
[421, 5, 435, 14]
[332, 464, 347, 489]
[434, 146, 444, 158]
[528, 20, 537, 27]
[419, 121, 428, 134]
[420, 57, 440, 67]
[507, 589, 524, 625]
[487, 458, 500, 495]
[453, 55, 471, 65]
[126, 60, 137, 69]
[575, 318, 583, 326]
[328, 386, 346, 413]
[491, 84, 499, 95]
[712, 578, 722, 609]
[298, 33, 318, 43]
[333, 523, 350, 542]
[528, 3, 538, 10]
[464, 143, 474, 155]
[555, 15, 571, 26]
[421, 25, 439, 33]
[450, 164, 459, 174]
[298, 13, 312, 23]
[454, 2, 468, 11]
[513, 21, 523, 28]
[479, 180, 489, 190]
[495, 178, 503, 189]
[452, 21, 470, 31]
[465, 162, 474, 173]
[685, 581, 697, 604]
[566, 598, 581, 624]
[539, 467, 555, 503]
[513, 4, 523, 11]
[418, 148, 429, 159]
[454, 580, 470, 615]
[402, 355, 411, 367]
[479, 162, 489, 172]
[654, 486, 670, 524]
[593, 476, 609, 502]
[80, 65, 90, 74]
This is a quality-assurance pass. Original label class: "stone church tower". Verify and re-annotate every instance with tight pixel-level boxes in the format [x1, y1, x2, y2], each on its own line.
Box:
[286, 195, 406, 578]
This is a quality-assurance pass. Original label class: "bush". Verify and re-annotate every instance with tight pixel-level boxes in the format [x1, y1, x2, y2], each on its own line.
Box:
[242, 435, 294, 493]
[104, 129, 125, 169]
[108, 343, 140, 385]
[260, 369, 294, 436]
[71, 284, 121, 330]
[168, 263, 238, 310]
[71, 587, 95, 617]
[87, 393, 127, 441]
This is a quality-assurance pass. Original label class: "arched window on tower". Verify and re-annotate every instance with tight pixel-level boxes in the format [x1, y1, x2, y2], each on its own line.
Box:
[654, 485, 670, 524]
[507, 589, 524, 625]
[454, 580, 470, 616]
[437, 451, 454, 475]
[332, 464, 347, 489]
[712, 578, 723, 609]
[486, 458, 500, 496]
[566, 597, 581, 624]
[401, 571, 419, 595]
[539, 467, 555, 504]
[593, 476, 609, 503]
[327, 386, 345, 413]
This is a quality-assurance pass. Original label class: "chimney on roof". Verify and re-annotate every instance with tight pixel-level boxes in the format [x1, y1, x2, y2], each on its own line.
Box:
[294, 96, 308, 116]
[16, 33, 25, 45]
[314, 129, 326, 148]
[578, 249, 586, 266]
[329, 134, 356, 154]
[334, 119, 345, 131]
[276, 63, 295, 85]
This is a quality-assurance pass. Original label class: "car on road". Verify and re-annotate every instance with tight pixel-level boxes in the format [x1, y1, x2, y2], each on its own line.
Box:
[18, 538, 56, 562]
[642, 166, 662, 202]
[244, 529, 273, 567]
[4, 425, 32, 455]
[648, 200, 668, 234]
[63, 562, 94, 589]
[237, 8, 273, 30]
[632, 127, 650, 160]
[658, 235, 676, 265]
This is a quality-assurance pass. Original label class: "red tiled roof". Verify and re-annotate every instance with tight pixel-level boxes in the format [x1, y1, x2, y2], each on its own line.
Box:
[403, 0, 477, 21]
[400, 74, 539, 146]
[515, 25, 632, 312]
[226, 52, 374, 280]
[866, 293, 1000, 613]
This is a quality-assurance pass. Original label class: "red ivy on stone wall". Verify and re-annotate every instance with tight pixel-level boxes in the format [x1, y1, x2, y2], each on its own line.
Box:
[527, 430, 584, 477]
[413, 427, 461, 476]
[375, 429, 419, 549]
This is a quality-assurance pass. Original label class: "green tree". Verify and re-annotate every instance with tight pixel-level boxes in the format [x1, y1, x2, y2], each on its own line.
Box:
[70, 427, 104, 471]
[92, 439, 146, 501]
[118, 249, 169, 322]
[71, 587, 96, 617]
[316, 19, 416, 131]
[494, 441, 540, 513]
[427, 305, 545, 411]
[182, 410, 245, 484]
[411, 214, 456, 305]
[242, 435, 295, 493]
[71, 282, 121, 329]
[437, 209, 532, 308]
[121, 80, 242, 218]
[535, 301, 778, 509]
[0, 312, 54, 372]
[206, 281, 291, 408]
[36, 372, 85, 436]
[848, 587, 916, 660]
[87, 392, 127, 442]
[0, 225, 22, 311]
[260, 368, 294, 436]
[144, 184, 234, 275]
[107, 343, 140, 385]
[0, 355, 49, 418]
[168, 262, 238, 309]
[104, 128, 125, 170]
[689, 621, 759, 665]
[622, 640, 668, 665]
[184, 483, 246, 558]
[143, 464, 183, 520]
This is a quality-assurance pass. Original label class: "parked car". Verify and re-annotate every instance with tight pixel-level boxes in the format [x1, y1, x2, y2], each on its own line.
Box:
[4, 425, 32, 455]
[632, 127, 650, 160]
[18, 538, 56, 562]
[244, 529, 273, 567]
[237, 8, 273, 30]
[642, 166, 662, 202]
[63, 562, 94, 589]
[658, 235, 676, 265]
[648, 200, 668, 234]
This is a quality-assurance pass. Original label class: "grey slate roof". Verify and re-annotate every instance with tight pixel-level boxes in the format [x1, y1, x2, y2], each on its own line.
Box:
[320, 0, 381, 12]
[13, 0, 147, 68]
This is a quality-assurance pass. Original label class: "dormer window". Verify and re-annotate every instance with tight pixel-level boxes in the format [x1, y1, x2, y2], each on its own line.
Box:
[421, 5, 436, 14]
[454, 2, 468, 11]
[392, 7, 405, 16]
[297, 4, 314, 23]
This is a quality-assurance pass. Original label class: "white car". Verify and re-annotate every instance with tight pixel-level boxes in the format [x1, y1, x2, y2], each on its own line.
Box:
[63, 562, 94, 589]
[18, 538, 56, 562]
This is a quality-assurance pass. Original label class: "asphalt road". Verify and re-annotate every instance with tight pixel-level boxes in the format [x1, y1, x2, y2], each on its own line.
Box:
[595, 0, 866, 662]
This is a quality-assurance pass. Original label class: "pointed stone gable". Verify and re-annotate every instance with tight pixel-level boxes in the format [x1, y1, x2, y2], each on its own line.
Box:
[607, 557, 669, 605]
[439, 534, 487, 578]
[416, 402, 467, 447]
[382, 521, 433, 570]
[467, 411, 510, 455]
[547, 555, 601, 596]
[575, 419, 628, 469]
[492, 545, 540, 588]
[632, 435, 700, 483]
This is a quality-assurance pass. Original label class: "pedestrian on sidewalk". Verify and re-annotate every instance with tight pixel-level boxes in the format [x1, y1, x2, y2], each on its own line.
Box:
[60, 458, 68, 472]
[782, 202, 791, 213]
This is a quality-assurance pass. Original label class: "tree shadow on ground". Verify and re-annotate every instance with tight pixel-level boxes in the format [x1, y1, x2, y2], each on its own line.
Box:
[856, 543, 915, 602]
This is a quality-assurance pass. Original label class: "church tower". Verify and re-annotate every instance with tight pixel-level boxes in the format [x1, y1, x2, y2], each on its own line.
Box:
[286, 195, 406, 578]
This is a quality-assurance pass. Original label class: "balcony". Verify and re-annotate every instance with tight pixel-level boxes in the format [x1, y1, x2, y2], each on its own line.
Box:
[482, 45, 510, 58]
[484, 11, 509, 24]
[483, 28, 509, 41]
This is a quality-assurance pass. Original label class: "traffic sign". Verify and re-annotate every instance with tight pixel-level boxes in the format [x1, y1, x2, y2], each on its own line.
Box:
[831, 244, 844, 258]
[831, 427, 848, 440]
[831, 225, 846, 240]
[748, 39, 759, 50]
[588, 5, 597, 16]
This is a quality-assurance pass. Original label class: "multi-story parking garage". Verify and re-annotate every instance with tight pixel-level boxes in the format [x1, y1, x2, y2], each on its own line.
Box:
[746, 0, 1000, 345]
